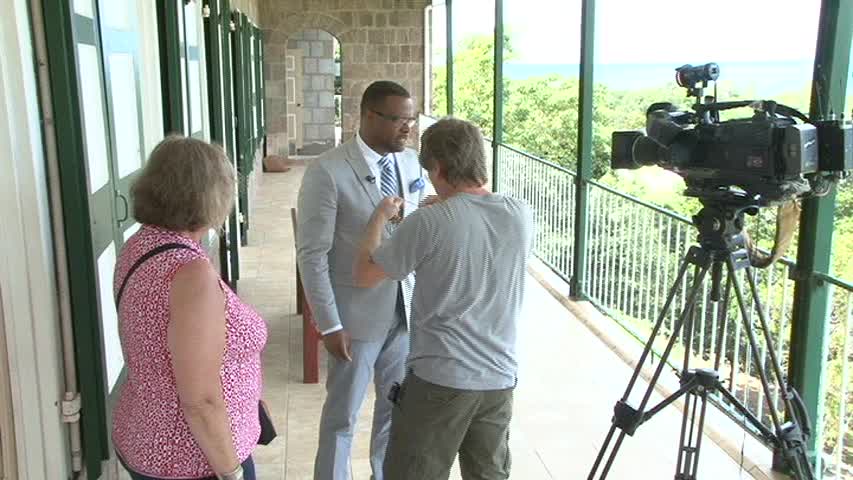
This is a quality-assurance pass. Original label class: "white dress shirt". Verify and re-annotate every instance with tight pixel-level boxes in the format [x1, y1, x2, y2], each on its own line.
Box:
[356, 132, 399, 196]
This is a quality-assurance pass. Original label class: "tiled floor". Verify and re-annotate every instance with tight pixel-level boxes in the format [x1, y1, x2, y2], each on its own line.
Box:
[113, 161, 778, 479]
[237, 166, 775, 480]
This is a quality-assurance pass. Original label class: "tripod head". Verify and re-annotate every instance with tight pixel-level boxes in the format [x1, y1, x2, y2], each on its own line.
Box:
[691, 195, 759, 256]
[690, 192, 761, 302]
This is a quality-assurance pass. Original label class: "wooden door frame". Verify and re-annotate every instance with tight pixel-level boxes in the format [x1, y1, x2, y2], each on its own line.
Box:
[286, 48, 305, 153]
[0, 288, 16, 480]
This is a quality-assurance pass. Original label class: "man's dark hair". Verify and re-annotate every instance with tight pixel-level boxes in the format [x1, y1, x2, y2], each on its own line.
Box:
[360, 81, 411, 115]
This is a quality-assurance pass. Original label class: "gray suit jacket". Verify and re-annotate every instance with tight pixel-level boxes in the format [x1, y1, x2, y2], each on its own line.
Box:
[296, 138, 427, 341]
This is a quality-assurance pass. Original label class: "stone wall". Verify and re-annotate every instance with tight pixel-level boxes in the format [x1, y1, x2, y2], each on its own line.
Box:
[231, 0, 260, 22]
[261, 0, 429, 156]
[288, 30, 336, 155]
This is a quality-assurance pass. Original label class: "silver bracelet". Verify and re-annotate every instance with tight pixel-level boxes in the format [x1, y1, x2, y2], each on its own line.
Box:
[216, 465, 244, 480]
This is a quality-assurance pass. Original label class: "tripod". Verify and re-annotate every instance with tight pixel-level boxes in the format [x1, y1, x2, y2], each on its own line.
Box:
[588, 197, 815, 480]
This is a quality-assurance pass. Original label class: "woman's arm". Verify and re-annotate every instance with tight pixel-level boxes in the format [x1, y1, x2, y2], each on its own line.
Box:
[168, 259, 241, 477]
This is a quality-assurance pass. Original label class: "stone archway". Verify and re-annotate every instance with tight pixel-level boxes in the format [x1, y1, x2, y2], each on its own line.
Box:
[261, 2, 428, 157]
[283, 29, 343, 156]
[263, 13, 353, 156]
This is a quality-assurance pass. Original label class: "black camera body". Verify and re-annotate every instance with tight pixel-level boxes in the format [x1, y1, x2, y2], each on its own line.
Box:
[611, 63, 852, 204]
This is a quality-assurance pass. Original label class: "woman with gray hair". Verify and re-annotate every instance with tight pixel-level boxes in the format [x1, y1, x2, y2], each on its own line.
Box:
[112, 136, 266, 480]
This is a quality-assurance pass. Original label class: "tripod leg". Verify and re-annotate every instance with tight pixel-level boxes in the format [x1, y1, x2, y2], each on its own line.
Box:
[598, 430, 628, 480]
[589, 254, 692, 478]
[675, 265, 701, 479]
[675, 391, 695, 478]
[675, 391, 707, 480]
[743, 267, 799, 422]
[727, 259, 785, 434]
[712, 271, 732, 373]
[744, 267, 816, 480]
[680, 265, 701, 374]
[690, 392, 709, 479]
[727, 260, 822, 480]
[716, 385, 815, 480]
[636, 261, 711, 413]
[588, 425, 619, 480]
[622, 253, 693, 399]
[589, 253, 711, 480]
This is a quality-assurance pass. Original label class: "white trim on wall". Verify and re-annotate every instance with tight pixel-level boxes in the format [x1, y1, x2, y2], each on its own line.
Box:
[0, 1, 72, 479]
[138, 0, 165, 154]
[0, 289, 16, 480]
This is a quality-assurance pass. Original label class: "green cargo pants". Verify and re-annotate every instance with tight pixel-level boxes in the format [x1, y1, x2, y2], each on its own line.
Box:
[383, 373, 513, 480]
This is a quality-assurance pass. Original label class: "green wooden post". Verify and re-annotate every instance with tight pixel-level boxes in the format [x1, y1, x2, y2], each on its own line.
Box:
[204, 1, 223, 146]
[789, 0, 852, 475]
[220, 0, 241, 283]
[204, 0, 233, 284]
[255, 27, 267, 142]
[491, 0, 503, 192]
[232, 11, 251, 245]
[156, 0, 185, 134]
[570, 0, 595, 299]
[446, 0, 454, 115]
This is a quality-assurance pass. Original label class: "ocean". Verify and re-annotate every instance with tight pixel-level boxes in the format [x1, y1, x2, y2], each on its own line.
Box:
[503, 60, 815, 96]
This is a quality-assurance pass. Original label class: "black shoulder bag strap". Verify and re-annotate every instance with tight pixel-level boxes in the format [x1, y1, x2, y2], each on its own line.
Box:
[114, 243, 194, 307]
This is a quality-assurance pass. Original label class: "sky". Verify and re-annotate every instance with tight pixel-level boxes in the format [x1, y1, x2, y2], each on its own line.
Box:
[430, 0, 823, 65]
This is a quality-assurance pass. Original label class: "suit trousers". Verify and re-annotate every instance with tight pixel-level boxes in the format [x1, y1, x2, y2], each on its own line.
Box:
[314, 317, 408, 480]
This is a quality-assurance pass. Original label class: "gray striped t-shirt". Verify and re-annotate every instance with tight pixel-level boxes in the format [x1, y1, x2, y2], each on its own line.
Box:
[373, 192, 534, 390]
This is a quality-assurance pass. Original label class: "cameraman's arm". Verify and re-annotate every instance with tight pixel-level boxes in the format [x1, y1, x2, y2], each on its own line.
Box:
[366, 208, 433, 285]
[355, 197, 402, 288]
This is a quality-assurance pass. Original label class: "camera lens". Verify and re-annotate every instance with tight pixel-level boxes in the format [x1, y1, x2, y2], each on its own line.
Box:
[633, 136, 667, 167]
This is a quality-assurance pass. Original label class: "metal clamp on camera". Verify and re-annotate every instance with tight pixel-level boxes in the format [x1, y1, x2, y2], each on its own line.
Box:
[589, 63, 852, 480]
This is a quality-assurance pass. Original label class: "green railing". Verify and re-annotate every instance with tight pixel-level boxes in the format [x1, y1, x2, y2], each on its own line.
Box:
[494, 141, 853, 478]
[815, 272, 853, 478]
[497, 143, 577, 278]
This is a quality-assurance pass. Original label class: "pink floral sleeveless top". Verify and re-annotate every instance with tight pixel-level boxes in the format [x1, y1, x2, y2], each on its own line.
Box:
[112, 225, 267, 478]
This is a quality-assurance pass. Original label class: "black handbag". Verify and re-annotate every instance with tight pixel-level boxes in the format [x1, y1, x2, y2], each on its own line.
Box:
[258, 399, 277, 445]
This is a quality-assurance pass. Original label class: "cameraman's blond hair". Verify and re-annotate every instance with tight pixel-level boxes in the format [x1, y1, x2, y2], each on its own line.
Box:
[419, 117, 488, 187]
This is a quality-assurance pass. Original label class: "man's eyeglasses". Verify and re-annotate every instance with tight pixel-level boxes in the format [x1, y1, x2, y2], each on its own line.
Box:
[370, 109, 418, 128]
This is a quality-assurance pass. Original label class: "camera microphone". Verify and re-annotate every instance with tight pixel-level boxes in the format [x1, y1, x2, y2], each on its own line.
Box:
[365, 175, 376, 183]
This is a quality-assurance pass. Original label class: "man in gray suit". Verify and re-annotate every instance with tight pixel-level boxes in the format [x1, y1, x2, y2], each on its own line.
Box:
[297, 81, 427, 480]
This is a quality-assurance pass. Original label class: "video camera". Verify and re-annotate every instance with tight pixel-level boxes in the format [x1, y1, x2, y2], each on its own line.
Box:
[611, 63, 852, 205]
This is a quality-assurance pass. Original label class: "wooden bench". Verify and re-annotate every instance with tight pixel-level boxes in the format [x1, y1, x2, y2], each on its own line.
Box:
[291, 207, 321, 384]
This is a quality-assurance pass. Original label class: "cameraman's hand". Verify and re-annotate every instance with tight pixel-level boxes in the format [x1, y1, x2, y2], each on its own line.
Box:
[419, 195, 442, 207]
[323, 330, 352, 362]
[375, 196, 404, 223]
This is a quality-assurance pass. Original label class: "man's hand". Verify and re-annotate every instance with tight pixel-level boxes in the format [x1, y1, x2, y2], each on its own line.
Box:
[375, 196, 404, 224]
[323, 330, 352, 362]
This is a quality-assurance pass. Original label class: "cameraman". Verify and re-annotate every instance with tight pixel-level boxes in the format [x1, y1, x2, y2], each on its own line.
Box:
[353, 117, 534, 479]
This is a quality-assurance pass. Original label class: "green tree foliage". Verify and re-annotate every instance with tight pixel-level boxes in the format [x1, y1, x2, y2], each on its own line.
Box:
[432, 35, 499, 136]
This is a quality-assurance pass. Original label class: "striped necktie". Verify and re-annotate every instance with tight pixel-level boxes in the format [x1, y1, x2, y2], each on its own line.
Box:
[378, 155, 398, 197]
